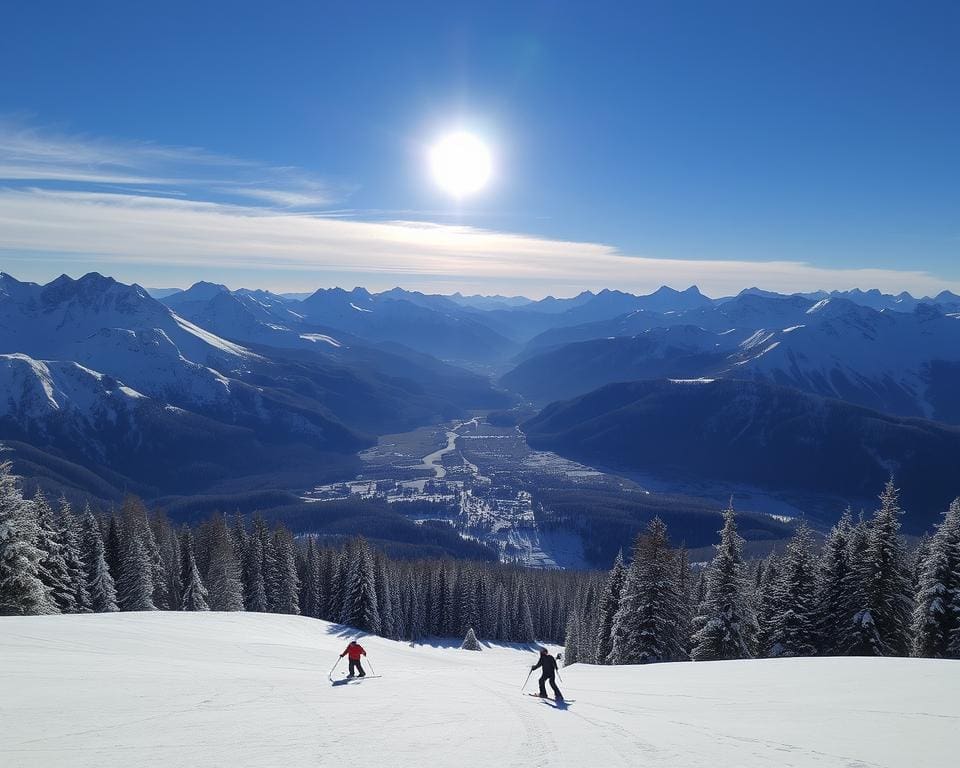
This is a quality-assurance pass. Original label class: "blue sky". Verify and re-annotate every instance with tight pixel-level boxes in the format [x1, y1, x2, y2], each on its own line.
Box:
[1, 0, 958, 297]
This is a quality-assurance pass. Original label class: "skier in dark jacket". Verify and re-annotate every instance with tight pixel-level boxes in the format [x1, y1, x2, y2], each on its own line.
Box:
[340, 640, 367, 678]
[531, 648, 563, 700]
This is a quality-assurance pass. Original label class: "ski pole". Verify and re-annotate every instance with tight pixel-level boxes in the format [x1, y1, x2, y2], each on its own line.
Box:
[365, 657, 376, 676]
[329, 656, 342, 680]
[521, 667, 534, 691]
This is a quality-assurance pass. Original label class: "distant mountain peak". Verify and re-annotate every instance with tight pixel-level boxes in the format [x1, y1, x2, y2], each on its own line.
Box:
[186, 281, 229, 296]
[40, 271, 153, 309]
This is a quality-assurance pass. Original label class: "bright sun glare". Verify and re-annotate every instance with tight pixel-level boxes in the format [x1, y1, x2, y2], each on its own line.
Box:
[429, 131, 492, 198]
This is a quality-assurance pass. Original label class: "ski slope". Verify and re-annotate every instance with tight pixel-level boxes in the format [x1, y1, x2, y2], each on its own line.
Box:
[2, 613, 958, 768]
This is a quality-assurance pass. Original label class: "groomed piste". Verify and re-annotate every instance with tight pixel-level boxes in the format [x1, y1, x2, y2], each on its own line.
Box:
[2, 612, 958, 768]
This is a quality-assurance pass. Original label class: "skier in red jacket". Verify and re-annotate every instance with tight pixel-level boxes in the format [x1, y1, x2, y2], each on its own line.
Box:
[340, 640, 367, 678]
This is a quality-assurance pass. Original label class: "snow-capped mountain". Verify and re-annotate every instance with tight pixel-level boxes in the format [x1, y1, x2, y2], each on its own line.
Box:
[522, 378, 960, 530]
[157, 282, 509, 419]
[0, 272, 512, 499]
[0, 350, 363, 497]
[0, 353, 145, 436]
[0, 272, 253, 369]
[507, 295, 960, 421]
[163, 282, 306, 330]
[0, 273, 270, 415]
[501, 325, 739, 402]
[165, 285, 339, 353]
[519, 293, 812, 357]
[730, 300, 960, 420]
[297, 287, 518, 362]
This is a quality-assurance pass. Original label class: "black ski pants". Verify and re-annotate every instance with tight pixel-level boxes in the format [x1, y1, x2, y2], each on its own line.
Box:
[539, 672, 561, 698]
[348, 659, 366, 677]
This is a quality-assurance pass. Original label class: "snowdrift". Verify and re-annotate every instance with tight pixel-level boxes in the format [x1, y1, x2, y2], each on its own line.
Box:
[2, 612, 958, 767]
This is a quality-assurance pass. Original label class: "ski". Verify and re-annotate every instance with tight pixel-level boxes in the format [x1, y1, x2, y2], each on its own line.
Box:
[525, 693, 569, 702]
[331, 674, 383, 685]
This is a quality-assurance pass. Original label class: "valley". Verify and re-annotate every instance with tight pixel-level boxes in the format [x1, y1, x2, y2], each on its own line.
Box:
[302, 416, 626, 568]
[301, 414, 803, 567]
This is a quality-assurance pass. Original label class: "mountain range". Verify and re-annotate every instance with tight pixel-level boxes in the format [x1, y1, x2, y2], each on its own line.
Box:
[5, 270, 960, 541]
[504, 294, 960, 422]
[522, 378, 960, 531]
[0, 272, 507, 501]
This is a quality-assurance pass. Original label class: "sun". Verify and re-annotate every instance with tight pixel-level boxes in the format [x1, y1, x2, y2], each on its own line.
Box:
[429, 131, 492, 198]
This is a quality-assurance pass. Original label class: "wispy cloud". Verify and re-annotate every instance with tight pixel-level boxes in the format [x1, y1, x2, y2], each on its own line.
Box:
[0, 119, 340, 208]
[1, 122, 958, 298]
[2, 187, 957, 298]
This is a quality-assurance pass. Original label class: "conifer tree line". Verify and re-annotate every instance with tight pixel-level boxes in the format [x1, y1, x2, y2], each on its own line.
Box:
[5, 461, 960, 661]
[0, 464, 585, 644]
[565, 480, 960, 665]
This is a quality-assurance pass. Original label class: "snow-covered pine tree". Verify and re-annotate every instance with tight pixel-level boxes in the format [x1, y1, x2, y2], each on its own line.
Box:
[838, 513, 879, 654]
[461, 626, 482, 651]
[754, 555, 781, 657]
[117, 504, 156, 612]
[752, 558, 765, 606]
[151, 512, 182, 610]
[57, 498, 92, 613]
[595, 550, 627, 664]
[579, 580, 600, 662]
[693, 568, 707, 610]
[850, 481, 914, 656]
[81, 511, 118, 612]
[33, 492, 71, 613]
[388, 577, 404, 640]
[231, 513, 248, 572]
[268, 527, 300, 615]
[241, 516, 268, 612]
[432, 563, 453, 636]
[0, 463, 55, 615]
[180, 530, 209, 611]
[318, 548, 339, 621]
[549, 595, 564, 645]
[340, 537, 380, 633]
[766, 521, 819, 657]
[454, 567, 479, 636]
[105, 515, 123, 580]
[406, 578, 425, 644]
[512, 580, 536, 643]
[610, 518, 683, 664]
[299, 537, 318, 619]
[690, 502, 757, 661]
[563, 610, 583, 665]
[674, 544, 694, 659]
[375, 555, 395, 638]
[949, 587, 960, 659]
[475, 570, 493, 639]
[912, 534, 931, 592]
[143, 506, 170, 610]
[816, 509, 854, 654]
[206, 515, 244, 611]
[492, 583, 508, 641]
[535, 590, 551, 642]
[256, 516, 278, 610]
[911, 498, 960, 658]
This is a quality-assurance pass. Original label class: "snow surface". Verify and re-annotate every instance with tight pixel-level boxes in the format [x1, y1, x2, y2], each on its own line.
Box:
[0, 353, 145, 422]
[3, 613, 958, 768]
